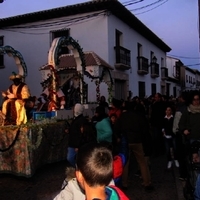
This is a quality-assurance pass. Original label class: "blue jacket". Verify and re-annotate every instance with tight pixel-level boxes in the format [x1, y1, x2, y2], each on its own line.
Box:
[95, 117, 112, 143]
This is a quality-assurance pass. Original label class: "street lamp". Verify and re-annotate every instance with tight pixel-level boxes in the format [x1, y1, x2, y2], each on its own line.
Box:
[152, 56, 157, 64]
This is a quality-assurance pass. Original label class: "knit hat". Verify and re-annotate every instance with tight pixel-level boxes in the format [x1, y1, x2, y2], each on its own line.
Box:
[74, 103, 84, 117]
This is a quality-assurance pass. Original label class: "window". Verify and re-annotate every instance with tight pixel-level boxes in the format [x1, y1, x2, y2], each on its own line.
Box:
[137, 43, 142, 57]
[114, 79, 126, 100]
[150, 51, 154, 62]
[51, 29, 70, 54]
[115, 29, 122, 47]
[173, 86, 176, 98]
[161, 57, 164, 68]
[186, 75, 188, 83]
[166, 83, 170, 97]
[151, 83, 156, 96]
[0, 36, 4, 67]
[138, 81, 145, 98]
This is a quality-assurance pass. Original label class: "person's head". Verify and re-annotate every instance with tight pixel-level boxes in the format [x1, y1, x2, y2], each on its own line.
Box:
[80, 121, 97, 138]
[73, 103, 84, 117]
[178, 93, 186, 103]
[154, 93, 162, 102]
[110, 113, 117, 124]
[9, 73, 23, 86]
[76, 143, 113, 189]
[192, 153, 200, 163]
[165, 107, 172, 116]
[100, 96, 106, 102]
[95, 106, 107, 120]
[191, 141, 200, 163]
[111, 98, 122, 109]
[191, 93, 200, 107]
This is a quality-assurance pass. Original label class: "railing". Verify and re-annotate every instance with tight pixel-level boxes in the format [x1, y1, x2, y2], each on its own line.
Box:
[161, 67, 168, 80]
[137, 56, 149, 74]
[151, 63, 159, 78]
[114, 46, 131, 68]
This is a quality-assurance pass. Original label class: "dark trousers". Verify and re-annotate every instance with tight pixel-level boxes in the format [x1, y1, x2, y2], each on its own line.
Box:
[176, 133, 188, 178]
[152, 126, 165, 156]
[164, 137, 177, 161]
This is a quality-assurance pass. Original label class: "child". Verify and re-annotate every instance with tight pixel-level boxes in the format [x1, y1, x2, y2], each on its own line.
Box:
[54, 143, 129, 200]
[75, 143, 129, 200]
[162, 107, 179, 169]
[190, 141, 200, 199]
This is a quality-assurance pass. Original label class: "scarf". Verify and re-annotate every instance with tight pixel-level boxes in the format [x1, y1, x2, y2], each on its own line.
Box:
[188, 104, 200, 114]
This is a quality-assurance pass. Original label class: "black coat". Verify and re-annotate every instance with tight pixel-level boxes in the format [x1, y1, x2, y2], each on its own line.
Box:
[68, 114, 88, 148]
[114, 110, 152, 156]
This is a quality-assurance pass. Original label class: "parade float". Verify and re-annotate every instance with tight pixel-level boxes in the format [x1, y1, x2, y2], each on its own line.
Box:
[0, 36, 113, 177]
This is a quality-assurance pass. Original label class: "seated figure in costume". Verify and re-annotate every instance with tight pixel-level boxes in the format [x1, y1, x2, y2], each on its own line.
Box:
[66, 75, 81, 108]
[1, 73, 31, 125]
[38, 84, 66, 111]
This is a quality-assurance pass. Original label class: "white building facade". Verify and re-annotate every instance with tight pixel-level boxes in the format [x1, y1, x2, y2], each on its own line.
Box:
[0, 0, 171, 102]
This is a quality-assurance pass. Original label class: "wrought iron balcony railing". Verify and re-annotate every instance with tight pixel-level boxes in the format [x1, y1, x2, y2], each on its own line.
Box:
[137, 56, 149, 75]
[151, 63, 159, 78]
[161, 67, 168, 80]
[114, 46, 131, 70]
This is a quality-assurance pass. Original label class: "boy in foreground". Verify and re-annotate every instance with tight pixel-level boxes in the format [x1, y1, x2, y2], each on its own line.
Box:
[75, 143, 129, 200]
[54, 143, 129, 200]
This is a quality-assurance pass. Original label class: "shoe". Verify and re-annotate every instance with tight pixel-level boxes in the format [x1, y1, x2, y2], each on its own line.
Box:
[174, 160, 179, 168]
[144, 185, 154, 192]
[167, 161, 172, 169]
[134, 170, 141, 177]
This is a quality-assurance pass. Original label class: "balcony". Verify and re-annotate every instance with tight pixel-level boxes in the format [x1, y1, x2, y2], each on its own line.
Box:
[161, 67, 168, 80]
[137, 56, 149, 75]
[151, 63, 159, 78]
[114, 46, 131, 70]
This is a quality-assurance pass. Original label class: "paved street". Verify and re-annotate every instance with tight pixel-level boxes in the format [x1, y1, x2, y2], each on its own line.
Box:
[0, 154, 186, 200]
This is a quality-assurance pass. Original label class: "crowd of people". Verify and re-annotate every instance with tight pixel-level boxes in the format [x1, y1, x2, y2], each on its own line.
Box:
[3, 72, 200, 199]
[54, 90, 200, 199]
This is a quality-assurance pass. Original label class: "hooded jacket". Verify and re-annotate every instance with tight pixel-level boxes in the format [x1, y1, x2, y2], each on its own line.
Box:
[54, 179, 128, 200]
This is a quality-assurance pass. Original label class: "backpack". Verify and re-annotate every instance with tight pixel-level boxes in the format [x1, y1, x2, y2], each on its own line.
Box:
[113, 154, 124, 180]
[106, 185, 129, 200]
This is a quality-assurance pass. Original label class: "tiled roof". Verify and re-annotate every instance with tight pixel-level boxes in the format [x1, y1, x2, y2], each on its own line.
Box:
[40, 51, 114, 70]
[0, 0, 171, 52]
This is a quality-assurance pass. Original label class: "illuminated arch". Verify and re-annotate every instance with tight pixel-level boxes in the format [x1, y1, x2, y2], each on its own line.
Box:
[48, 36, 86, 104]
[0, 45, 27, 79]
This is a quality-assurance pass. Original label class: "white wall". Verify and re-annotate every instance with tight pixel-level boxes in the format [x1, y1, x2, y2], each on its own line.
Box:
[107, 15, 167, 97]
[0, 10, 168, 100]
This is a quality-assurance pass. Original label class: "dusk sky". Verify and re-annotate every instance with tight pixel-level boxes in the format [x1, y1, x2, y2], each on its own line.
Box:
[0, 0, 199, 69]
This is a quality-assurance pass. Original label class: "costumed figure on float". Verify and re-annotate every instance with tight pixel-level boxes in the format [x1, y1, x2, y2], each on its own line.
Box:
[66, 74, 81, 108]
[37, 83, 66, 112]
[37, 64, 66, 112]
[1, 72, 31, 125]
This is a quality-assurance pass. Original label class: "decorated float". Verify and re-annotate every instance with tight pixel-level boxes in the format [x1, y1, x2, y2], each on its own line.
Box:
[0, 36, 113, 177]
[0, 45, 68, 177]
